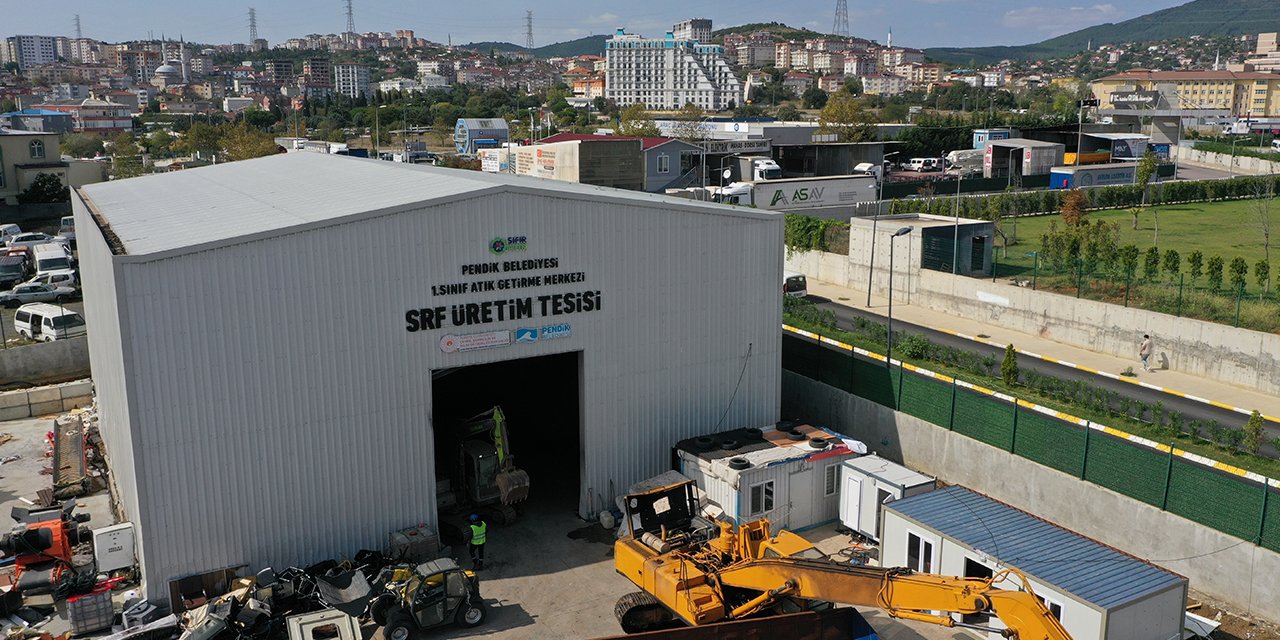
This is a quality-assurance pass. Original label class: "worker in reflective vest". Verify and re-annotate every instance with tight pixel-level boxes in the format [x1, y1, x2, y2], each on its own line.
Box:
[468, 514, 487, 570]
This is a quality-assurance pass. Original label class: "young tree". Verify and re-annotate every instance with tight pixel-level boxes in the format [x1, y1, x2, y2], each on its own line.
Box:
[1256, 259, 1271, 297]
[1207, 255, 1224, 292]
[1001, 344, 1019, 386]
[1142, 247, 1161, 281]
[60, 133, 104, 159]
[802, 86, 828, 109]
[1136, 150, 1158, 207]
[1243, 410, 1265, 455]
[1228, 256, 1249, 292]
[1059, 189, 1087, 226]
[774, 104, 801, 121]
[1187, 250, 1204, 285]
[222, 123, 279, 161]
[1127, 206, 1141, 231]
[817, 93, 877, 142]
[1119, 244, 1141, 280]
[15, 173, 69, 203]
[1162, 249, 1181, 279]
[1251, 179, 1274, 267]
[109, 132, 146, 179]
[616, 103, 660, 137]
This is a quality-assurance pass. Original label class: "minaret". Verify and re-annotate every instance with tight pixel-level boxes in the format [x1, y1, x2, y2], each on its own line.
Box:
[887, 27, 893, 49]
[1214, 49, 1221, 71]
[180, 35, 189, 83]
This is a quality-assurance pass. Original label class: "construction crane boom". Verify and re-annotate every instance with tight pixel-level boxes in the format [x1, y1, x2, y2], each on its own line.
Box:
[612, 477, 1072, 640]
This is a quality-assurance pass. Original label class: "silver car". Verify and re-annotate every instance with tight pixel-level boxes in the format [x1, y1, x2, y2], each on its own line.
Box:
[7, 232, 64, 250]
[0, 282, 77, 308]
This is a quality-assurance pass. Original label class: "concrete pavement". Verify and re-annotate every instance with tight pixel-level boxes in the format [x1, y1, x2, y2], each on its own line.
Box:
[803, 278, 1280, 425]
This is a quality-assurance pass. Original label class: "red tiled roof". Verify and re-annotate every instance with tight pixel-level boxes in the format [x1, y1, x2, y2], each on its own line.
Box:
[536, 132, 677, 150]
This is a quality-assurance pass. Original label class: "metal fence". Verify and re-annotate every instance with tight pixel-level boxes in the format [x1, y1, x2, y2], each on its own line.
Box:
[782, 333, 1280, 552]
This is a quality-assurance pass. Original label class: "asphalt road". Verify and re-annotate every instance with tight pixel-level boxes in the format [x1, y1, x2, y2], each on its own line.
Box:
[807, 296, 1280, 457]
[1172, 163, 1238, 182]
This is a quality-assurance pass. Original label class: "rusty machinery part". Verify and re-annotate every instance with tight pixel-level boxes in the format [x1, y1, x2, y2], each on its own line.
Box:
[614, 591, 675, 634]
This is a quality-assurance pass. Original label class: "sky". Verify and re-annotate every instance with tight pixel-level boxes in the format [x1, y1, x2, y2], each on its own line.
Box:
[5, 0, 1189, 49]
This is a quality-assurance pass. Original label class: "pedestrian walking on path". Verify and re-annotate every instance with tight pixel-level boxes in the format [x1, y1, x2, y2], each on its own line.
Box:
[1139, 334, 1153, 372]
[468, 513, 487, 570]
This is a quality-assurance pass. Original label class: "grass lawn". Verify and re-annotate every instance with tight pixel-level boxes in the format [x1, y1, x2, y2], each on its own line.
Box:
[996, 199, 1276, 273]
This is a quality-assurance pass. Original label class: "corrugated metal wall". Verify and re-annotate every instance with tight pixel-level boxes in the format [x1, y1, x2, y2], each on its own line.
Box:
[91, 188, 781, 599]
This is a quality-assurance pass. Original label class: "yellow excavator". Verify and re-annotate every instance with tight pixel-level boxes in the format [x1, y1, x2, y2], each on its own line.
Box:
[613, 476, 1072, 640]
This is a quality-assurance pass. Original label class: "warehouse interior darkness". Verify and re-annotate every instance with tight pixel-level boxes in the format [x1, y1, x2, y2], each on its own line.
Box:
[430, 351, 583, 532]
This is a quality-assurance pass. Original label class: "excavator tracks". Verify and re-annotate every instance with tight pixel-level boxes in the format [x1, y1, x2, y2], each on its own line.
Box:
[614, 591, 675, 634]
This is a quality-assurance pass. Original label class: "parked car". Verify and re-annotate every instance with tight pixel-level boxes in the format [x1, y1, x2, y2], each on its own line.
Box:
[0, 282, 77, 308]
[14, 303, 86, 342]
[6, 232, 64, 250]
[0, 255, 30, 289]
[24, 271, 79, 290]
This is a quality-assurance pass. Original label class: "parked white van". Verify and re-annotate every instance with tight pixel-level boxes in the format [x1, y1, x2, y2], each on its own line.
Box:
[0, 223, 21, 246]
[14, 302, 86, 341]
[58, 216, 76, 249]
[32, 243, 75, 277]
[784, 271, 809, 298]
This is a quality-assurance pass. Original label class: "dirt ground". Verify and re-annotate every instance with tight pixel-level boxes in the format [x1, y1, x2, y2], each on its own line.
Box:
[1190, 592, 1280, 640]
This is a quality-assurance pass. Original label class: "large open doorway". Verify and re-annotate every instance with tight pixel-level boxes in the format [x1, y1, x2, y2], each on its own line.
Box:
[430, 351, 582, 548]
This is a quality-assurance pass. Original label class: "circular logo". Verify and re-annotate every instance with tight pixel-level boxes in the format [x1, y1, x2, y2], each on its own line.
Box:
[489, 237, 506, 254]
[440, 335, 459, 353]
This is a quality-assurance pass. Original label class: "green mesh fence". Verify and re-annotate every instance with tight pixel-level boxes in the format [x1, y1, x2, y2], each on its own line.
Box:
[952, 388, 1014, 450]
[1166, 460, 1266, 542]
[1263, 488, 1280, 553]
[782, 331, 1278, 548]
[1083, 433, 1167, 507]
[898, 373, 953, 428]
[852, 356, 897, 409]
[1014, 412, 1087, 476]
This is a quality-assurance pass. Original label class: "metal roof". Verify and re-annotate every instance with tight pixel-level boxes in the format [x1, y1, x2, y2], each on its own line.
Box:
[985, 137, 1064, 149]
[886, 486, 1185, 609]
[77, 152, 775, 258]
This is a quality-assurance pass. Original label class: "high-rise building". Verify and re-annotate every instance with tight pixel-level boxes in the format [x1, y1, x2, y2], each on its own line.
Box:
[3, 35, 59, 70]
[264, 59, 296, 86]
[672, 19, 712, 45]
[303, 57, 333, 87]
[333, 62, 370, 98]
[604, 28, 742, 111]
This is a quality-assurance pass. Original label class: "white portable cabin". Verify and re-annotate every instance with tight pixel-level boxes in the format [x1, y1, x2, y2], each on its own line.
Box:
[675, 423, 865, 531]
[838, 454, 935, 541]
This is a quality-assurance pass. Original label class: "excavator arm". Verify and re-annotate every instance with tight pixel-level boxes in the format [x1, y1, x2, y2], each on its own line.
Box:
[712, 557, 1072, 640]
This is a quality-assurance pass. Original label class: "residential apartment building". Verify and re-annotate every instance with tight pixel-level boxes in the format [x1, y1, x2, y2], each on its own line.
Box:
[878, 47, 925, 68]
[811, 52, 845, 75]
[843, 55, 877, 77]
[1242, 32, 1280, 74]
[333, 62, 371, 99]
[672, 19, 713, 45]
[893, 62, 943, 85]
[3, 36, 59, 70]
[735, 43, 776, 68]
[303, 58, 333, 87]
[1091, 69, 1280, 117]
[861, 73, 908, 96]
[604, 29, 742, 111]
[817, 75, 845, 92]
[33, 98, 132, 133]
[783, 72, 814, 94]
[264, 60, 295, 86]
[417, 59, 454, 83]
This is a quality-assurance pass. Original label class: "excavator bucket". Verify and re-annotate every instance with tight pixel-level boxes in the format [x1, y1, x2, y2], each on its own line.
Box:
[496, 468, 530, 505]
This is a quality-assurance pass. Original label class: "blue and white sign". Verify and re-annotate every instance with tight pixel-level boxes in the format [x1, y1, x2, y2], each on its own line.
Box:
[541, 323, 572, 340]
[515, 327, 539, 343]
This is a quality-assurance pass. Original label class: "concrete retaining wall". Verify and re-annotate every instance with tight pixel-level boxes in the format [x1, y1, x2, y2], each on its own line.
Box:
[914, 269, 1280, 396]
[0, 378, 92, 421]
[782, 370, 1280, 624]
[0, 336, 92, 390]
[1174, 145, 1280, 176]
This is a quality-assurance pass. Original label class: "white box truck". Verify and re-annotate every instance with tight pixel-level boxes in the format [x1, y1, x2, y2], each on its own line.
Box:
[712, 175, 878, 211]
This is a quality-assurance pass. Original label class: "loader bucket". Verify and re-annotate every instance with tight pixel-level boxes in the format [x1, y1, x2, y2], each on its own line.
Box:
[497, 467, 531, 504]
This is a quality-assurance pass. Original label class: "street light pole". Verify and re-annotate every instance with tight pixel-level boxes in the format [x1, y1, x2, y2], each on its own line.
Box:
[868, 151, 899, 307]
[375, 104, 387, 159]
[1230, 137, 1239, 178]
[1075, 102, 1084, 166]
[886, 226, 914, 367]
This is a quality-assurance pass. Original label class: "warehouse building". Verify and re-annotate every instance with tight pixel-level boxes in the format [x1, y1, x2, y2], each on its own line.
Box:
[881, 486, 1187, 640]
[74, 152, 783, 601]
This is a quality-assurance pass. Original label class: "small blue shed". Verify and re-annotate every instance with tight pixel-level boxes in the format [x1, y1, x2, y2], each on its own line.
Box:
[454, 118, 509, 154]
